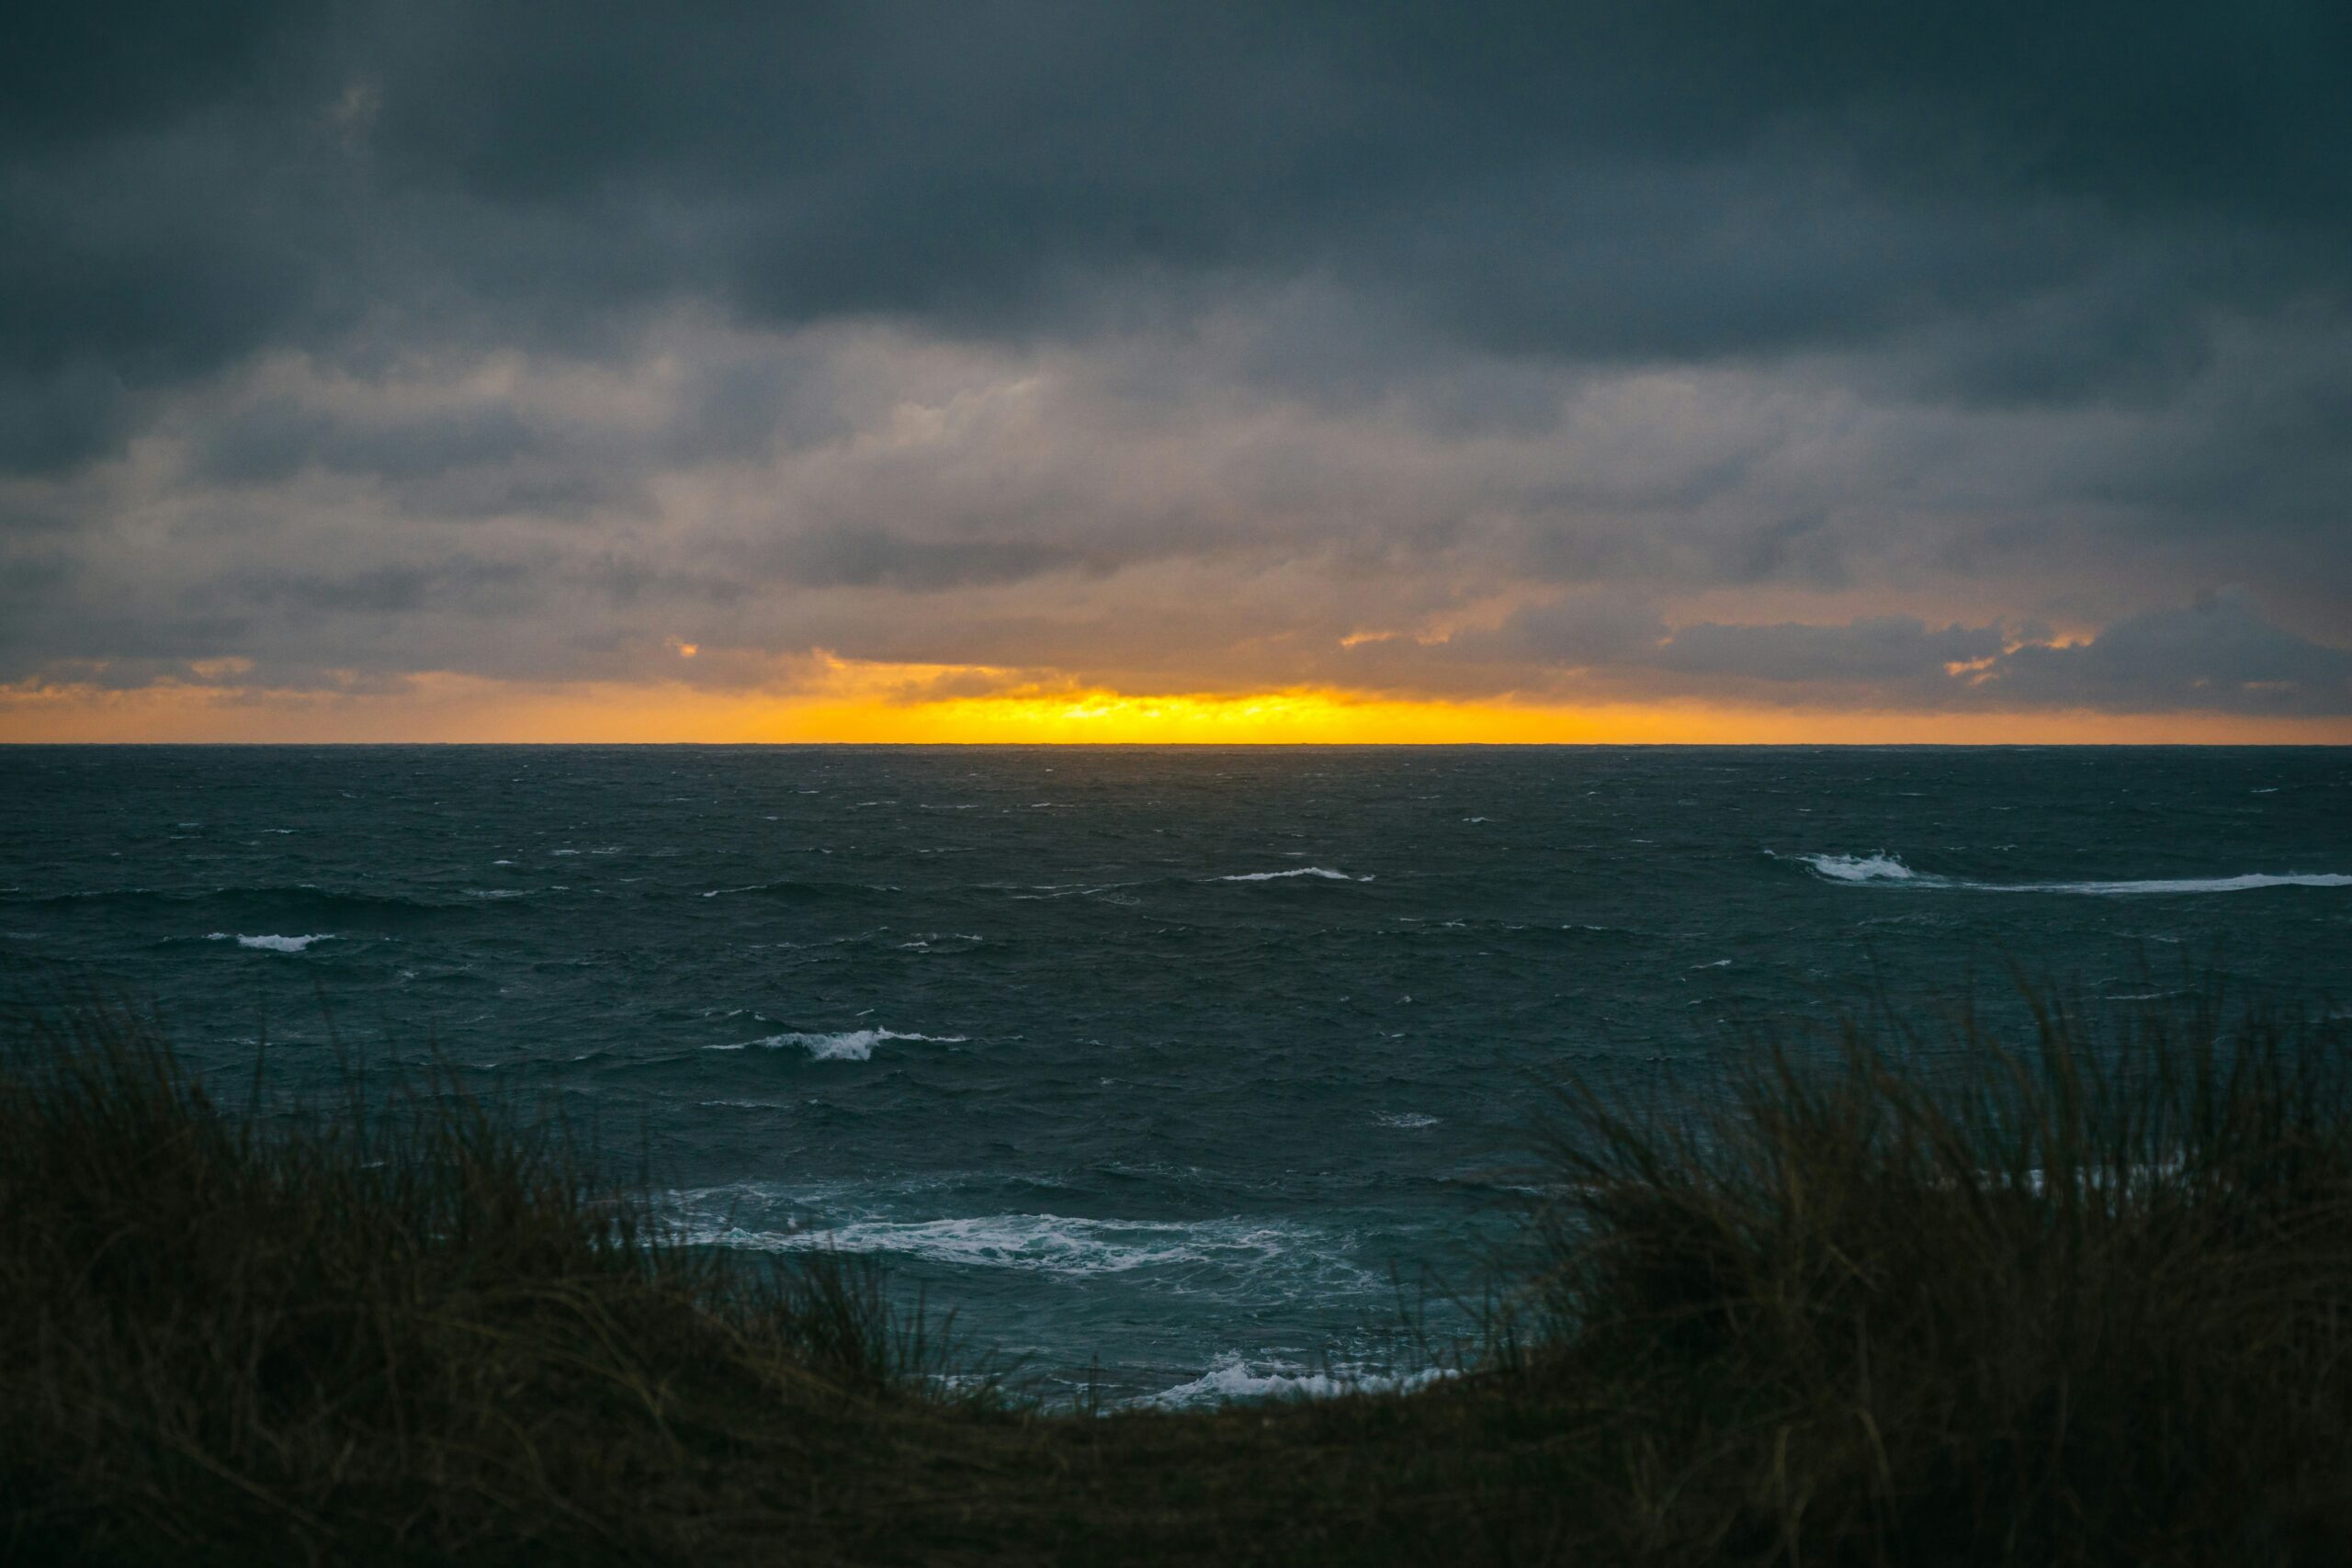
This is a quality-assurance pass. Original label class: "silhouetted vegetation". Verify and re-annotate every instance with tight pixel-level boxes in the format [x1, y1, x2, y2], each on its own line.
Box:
[4, 989, 2348, 1563]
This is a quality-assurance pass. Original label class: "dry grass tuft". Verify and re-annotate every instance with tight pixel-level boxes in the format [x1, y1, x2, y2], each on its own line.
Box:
[4, 987, 2348, 1564]
[1519, 991, 2352, 1564]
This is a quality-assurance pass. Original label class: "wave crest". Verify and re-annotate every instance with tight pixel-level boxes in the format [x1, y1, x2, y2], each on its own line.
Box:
[1217, 867, 1367, 883]
[681, 1212, 1317, 1279]
[1144, 1354, 1456, 1409]
[2017, 872, 2352, 896]
[207, 932, 333, 953]
[1799, 852, 1925, 885]
[1791, 852, 2349, 896]
[708, 1027, 967, 1061]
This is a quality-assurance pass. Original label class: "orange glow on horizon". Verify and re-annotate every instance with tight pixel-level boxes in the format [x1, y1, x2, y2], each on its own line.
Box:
[2, 666, 2346, 745]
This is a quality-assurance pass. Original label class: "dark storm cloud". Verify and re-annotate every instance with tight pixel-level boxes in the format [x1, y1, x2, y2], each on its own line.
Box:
[1982, 594, 2352, 717]
[12, 1, 2351, 409]
[3, 1, 2348, 717]
[1700, 612, 2352, 716]
[196, 398, 537, 485]
[1648, 617, 2004, 685]
[1355, 600, 2351, 716]
[771, 529, 1089, 592]
[232, 557, 533, 615]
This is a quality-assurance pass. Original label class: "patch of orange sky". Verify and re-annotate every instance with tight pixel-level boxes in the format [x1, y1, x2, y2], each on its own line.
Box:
[2, 663, 2346, 744]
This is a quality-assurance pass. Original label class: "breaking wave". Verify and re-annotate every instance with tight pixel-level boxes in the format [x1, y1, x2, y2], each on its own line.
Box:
[207, 932, 333, 953]
[706, 1027, 967, 1061]
[681, 1212, 1324, 1279]
[2015, 873, 2352, 896]
[1791, 852, 2350, 896]
[1143, 1354, 1456, 1409]
[1797, 852, 1927, 885]
[1217, 867, 1368, 883]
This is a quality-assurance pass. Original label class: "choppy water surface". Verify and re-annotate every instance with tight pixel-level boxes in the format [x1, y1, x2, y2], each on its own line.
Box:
[5, 746, 2348, 1402]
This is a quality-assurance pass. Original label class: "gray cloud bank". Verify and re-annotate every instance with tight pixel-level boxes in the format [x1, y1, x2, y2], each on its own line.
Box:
[3, 2, 2347, 719]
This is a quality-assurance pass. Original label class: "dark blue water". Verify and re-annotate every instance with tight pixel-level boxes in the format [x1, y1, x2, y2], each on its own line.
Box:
[5, 746, 2348, 1402]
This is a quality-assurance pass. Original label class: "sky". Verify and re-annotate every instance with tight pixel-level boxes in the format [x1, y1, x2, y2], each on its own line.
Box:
[4, 1, 2348, 742]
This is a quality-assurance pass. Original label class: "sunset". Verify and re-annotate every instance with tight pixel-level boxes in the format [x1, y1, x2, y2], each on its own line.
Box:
[5, 4, 2350, 1561]
[8, 665, 2348, 744]
[4, 6, 2349, 741]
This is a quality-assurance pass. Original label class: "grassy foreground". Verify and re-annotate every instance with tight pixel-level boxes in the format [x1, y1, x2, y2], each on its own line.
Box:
[4, 995, 2351, 1565]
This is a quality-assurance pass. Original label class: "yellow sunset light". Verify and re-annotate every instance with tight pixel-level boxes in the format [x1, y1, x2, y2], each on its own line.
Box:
[5, 663, 2348, 745]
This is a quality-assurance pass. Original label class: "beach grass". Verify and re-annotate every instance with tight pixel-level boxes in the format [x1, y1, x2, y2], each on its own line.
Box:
[3, 988, 2348, 1564]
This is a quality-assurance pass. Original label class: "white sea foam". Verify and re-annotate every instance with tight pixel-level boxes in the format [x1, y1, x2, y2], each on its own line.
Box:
[208, 932, 333, 953]
[1143, 1355, 1457, 1409]
[2001, 873, 2352, 896]
[1374, 1112, 1439, 1130]
[714, 1028, 967, 1061]
[1799, 852, 1927, 884]
[1792, 852, 2349, 897]
[1217, 867, 1367, 882]
[685, 1212, 1317, 1279]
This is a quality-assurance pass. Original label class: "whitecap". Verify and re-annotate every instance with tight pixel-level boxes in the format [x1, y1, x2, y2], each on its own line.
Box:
[208, 932, 333, 953]
[1991, 872, 2352, 896]
[714, 1027, 967, 1061]
[1796, 852, 1928, 885]
[684, 1213, 1316, 1279]
[1374, 1112, 1439, 1130]
[1790, 852, 2348, 897]
[1217, 867, 1367, 883]
[1143, 1354, 1457, 1409]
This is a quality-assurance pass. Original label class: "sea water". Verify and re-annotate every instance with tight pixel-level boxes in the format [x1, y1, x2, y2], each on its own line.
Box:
[4, 745, 2347, 1403]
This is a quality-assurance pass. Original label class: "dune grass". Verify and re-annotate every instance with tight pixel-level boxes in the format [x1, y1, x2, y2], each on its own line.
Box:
[3, 988, 2348, 1564]
[1513, 990, 2352, 1564]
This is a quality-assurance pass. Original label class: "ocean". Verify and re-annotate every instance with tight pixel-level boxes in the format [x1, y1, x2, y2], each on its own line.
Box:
[4, 745, 2347, 1404]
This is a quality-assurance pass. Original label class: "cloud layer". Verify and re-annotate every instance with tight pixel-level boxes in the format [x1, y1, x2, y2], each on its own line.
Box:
[4, 2, 2347, 728]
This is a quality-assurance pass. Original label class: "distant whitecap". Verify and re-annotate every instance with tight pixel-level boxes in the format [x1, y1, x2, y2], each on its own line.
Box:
[1790, 851, 2347, 896]
[712, 1027, 968, 1061]
[1797, 852, 1926, 884]
[1216, 867, 1366, 882]
[207, 932, 333, 953]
